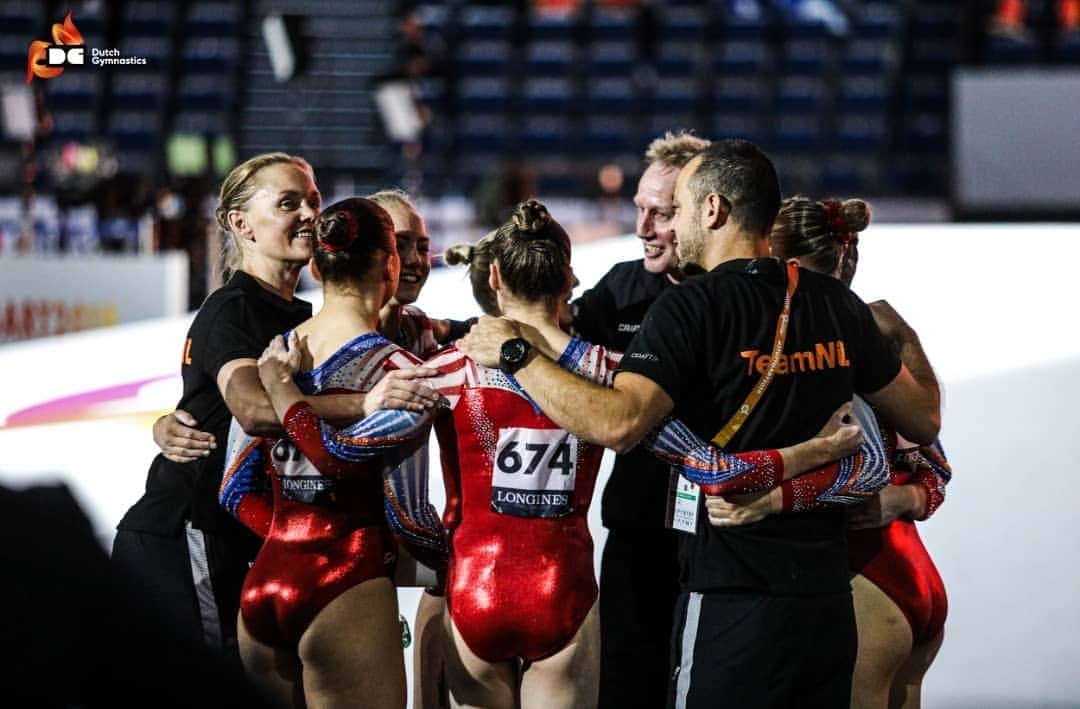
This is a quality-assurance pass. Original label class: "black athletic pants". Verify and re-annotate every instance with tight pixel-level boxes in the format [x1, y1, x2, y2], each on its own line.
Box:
[598, 526, 681, 709]
[668, 589, 857, 709]
[111, 523, 251, 664]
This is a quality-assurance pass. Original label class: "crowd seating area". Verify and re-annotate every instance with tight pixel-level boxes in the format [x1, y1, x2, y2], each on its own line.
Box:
[415, 0, 958, 198]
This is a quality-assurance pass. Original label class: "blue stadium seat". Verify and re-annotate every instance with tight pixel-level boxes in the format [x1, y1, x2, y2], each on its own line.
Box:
[835, 114, 888, 153]
[663, 7, 707, 40]
[51, 110, 96, 141]
[584, 116, 634, 155]
[460, 6, 516, 40]
[459, 40, 513, 75]
[458, 113, 509, 153]
[182, 36, 241, 72]
[0, 1, 43, 35]
[121, 1, 177, 37]
[653, 77, 696, 113]
[714, 39, 773, 76]
[713, 77, 770, 114]
[173, 111, 227, 134]
[852, 2, 901, 39]
[773, 115, 824, 154]
[587, 77, 635, 114]
[459, 77, 512, 112]
[108, 110, 162, 151]
[529, 9, 578, 40]
[111, 73, 168, 110]
[176, 74, 230, 111]
[842, 38, 895, 75]
[649, 113, 702, 138]
[590, 6, 635, 40]
[657, 40, 699, 76]
[818, 159, 876, 193]
[775, 76, 828, 113]
[46, 74, 102, 110]
[522, 77, 574, 112]
[187, 1, 241, 37]
[782, 38, 834, 75]
[525, 40, 577, 76]
[837, 76, 889, 112]
[587, 41, 635, 76]
[521, 116, 574, 154]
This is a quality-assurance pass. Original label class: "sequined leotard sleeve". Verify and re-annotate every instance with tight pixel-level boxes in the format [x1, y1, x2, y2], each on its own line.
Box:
[564, 340, 878, 500]
[219, 419, 273, 537]
[778, 398, 891, 511]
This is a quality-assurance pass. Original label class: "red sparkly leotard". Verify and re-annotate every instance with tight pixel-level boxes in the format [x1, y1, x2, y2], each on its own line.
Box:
[848, 436, 950, 646]
[219, 333, 446, 648]
[422, 339, 799, 663]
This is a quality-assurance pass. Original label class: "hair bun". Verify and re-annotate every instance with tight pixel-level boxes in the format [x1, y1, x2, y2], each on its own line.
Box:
[512, 199, 550, 235]
[822, 198, 870, 245]
[316, 208, 358, 253]
[839, 199, 871, 234]
[443, 243, 474, 266]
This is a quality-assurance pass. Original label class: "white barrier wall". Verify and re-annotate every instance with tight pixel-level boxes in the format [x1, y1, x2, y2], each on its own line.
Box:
[1, 224, 1078, 707]
[0, 251, 188, 342]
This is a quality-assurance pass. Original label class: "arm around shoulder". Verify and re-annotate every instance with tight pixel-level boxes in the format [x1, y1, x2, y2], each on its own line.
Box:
[863, 363, 940, 446]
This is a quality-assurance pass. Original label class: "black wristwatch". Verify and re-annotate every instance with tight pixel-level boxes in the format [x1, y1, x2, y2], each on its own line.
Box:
[499, 337, 532, 374]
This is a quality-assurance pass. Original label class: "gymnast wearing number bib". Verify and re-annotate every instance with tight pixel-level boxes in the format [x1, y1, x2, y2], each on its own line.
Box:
[218, 198, 446, 709]
[428, 201, 871, 709]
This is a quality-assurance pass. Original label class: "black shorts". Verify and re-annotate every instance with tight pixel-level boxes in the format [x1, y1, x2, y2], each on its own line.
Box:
[111, 523, 251, 658]
[669, 590, 857, 709]
[598, 527, 681, 709]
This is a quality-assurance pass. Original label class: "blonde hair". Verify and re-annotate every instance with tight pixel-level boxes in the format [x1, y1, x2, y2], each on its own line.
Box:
[645, 130, 711, 169]
[215, 152, 314, 275]
[367, 188, 417, 215]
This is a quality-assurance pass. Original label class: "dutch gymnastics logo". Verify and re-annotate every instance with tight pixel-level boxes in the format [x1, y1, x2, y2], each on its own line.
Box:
[26, 12, 85, 84]
[26, 11, 148, 85]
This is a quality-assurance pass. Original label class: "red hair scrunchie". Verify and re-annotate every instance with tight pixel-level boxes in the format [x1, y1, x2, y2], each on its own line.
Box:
[822, 200, 857, 245]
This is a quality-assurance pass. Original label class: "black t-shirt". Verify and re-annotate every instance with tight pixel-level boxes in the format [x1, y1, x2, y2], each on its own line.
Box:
[572, 259, 673, 530]
[118, 271, 312, 539]
[618, 258, 901, 594]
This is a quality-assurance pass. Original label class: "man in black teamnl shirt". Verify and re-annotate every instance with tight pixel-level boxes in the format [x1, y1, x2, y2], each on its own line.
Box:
[571, 130, 709, 709]
[460, 139, 941, 708]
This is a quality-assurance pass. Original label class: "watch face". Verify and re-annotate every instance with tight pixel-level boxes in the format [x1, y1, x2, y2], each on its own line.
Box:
[500, 337, 529, 372]
[503, 338, 527, 363]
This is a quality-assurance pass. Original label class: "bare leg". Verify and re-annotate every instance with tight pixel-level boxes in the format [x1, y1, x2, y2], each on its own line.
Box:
[520, 602, 600, 709]
[850, 574, 913, 709]
[237, 612, 305, 708]
[888, 629, 944, 709]
[413, 590, 449, 709]
[442, 610, 518, 709]
[299, 577, 406, 709]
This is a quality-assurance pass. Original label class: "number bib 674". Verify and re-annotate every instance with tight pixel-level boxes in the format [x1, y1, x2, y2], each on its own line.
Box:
[490, 427, 578, 518]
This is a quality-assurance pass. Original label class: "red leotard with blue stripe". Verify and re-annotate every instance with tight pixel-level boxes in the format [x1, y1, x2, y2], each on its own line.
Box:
[219, 333, 443, 648]
[848, 435, 950, 646]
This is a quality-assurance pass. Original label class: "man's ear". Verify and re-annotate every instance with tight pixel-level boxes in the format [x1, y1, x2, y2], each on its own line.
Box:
[701, 193, 730, 230]
[488, 260, 502, 292]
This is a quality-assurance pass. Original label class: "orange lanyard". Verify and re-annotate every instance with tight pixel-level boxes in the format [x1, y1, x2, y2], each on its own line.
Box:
[711, 260, 800, 447]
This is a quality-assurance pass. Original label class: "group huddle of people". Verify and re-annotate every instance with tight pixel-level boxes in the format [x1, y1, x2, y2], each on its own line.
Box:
[112, 132, 951, 709]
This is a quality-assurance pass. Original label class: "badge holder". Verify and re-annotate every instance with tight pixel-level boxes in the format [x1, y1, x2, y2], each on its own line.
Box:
[665, 261, 800, 534]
